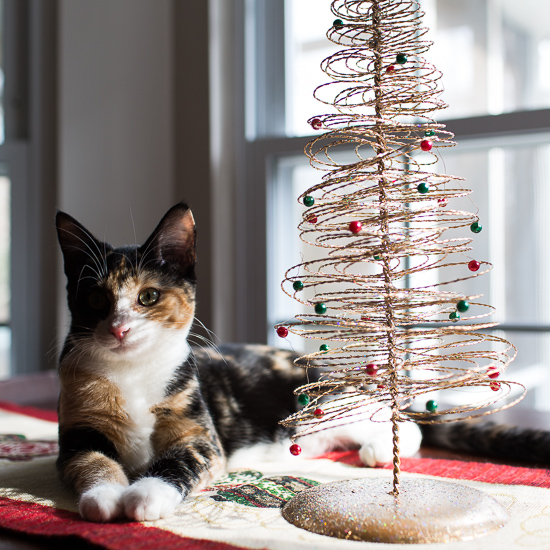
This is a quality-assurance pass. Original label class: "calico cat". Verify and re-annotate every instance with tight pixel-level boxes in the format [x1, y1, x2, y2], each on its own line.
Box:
[56, 203, 422, 522]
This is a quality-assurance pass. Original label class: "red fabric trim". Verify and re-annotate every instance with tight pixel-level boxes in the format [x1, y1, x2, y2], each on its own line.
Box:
[0, 402, 58, 423]
[324, 450, 550, 488]
[0, 497, 250, 550]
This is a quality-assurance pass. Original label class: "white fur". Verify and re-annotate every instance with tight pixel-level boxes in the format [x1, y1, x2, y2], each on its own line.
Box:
[299, 419, 422, 466]
[79, 482, 127, 522]
[122, 477, 182, 521]
[227, 419, 422, 470]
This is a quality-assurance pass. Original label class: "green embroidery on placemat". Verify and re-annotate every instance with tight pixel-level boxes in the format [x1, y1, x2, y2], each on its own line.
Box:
[210, 474, 321, 508]
[208, 470, 264, 490]
[0, 434, 26, 443]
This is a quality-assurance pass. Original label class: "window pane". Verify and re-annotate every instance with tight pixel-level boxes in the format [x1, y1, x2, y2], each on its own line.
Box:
[267, 135, 550, 408]
[0, 171, 9, 379]
[0, 0, 4, 144]
[285, 0, 338, 136]
[285, 0, 550, 135]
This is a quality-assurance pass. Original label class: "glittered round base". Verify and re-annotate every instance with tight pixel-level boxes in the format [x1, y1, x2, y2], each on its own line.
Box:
[282, 477, 509, 544]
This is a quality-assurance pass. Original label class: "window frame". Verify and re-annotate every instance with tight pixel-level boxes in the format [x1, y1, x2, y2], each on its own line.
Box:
[238, 0, 550, 350]
[0, 0, 58, 376]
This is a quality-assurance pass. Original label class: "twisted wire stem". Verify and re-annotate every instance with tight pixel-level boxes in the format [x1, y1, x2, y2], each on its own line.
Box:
[390, 410, 401, 496]
[372, 0, 402, 495]
[277, 0, 524, 495]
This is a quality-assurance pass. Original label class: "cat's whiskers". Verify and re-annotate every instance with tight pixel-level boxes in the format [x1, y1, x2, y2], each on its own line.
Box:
[188, 332, 220, 353]
[59, 224, 107, 278]
[47, 321, 97, 362]
[137, 242, 167, 277]
[130, 208, 139, 276]
[136, 239, 162, 278]
[76, 222, 109, 277]
[193, 317, 220, 345]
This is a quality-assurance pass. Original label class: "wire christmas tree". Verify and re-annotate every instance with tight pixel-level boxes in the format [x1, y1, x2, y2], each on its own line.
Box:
[275, 0, 524, 520]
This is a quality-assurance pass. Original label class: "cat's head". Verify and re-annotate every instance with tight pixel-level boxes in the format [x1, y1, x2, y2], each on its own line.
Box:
[56, 203, 196, 361]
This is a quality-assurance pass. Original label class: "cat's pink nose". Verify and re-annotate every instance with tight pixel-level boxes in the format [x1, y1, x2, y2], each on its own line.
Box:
[110, 325, 130, 342]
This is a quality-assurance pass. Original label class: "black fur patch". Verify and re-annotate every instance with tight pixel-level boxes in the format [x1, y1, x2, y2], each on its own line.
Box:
[57, 426, 119, 471]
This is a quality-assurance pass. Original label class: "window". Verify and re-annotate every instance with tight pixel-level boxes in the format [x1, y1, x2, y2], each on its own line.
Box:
[241, 0, 550, 411]
[0, 0, 57, 378]
[0, 168, 9, 378]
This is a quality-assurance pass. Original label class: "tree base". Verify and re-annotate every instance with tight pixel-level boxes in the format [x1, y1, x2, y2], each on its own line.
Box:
[282, 477, 508, 544]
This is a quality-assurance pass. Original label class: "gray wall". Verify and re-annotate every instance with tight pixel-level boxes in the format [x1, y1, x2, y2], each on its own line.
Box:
[58, 0, 175, 244]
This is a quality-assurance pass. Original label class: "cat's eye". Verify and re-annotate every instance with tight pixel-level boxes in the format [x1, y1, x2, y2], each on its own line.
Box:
[138, 288, 160, 307]
[88, 291, 109, 311]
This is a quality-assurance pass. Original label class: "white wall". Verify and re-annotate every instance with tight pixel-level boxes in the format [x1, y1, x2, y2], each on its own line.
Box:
[57, 0, 177, 338]
[58, 0, 175, 245]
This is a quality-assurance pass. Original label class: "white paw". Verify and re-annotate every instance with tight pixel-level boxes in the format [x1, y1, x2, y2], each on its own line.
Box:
[359, 423, 422, 467]
[359, 439, 394, 467]
[122, 477, 182, 521]
[79, 482, 126, 522]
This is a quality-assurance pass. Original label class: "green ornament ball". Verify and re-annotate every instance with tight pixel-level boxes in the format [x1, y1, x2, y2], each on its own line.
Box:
[424, 129, 436, 137]
[314, 302, 327, 315]
[303, 195, 315, 207]
[396, 53, 407, 64]
[417, 182, 429, 194]
[470, 222, 482, 233]
[373, 254, 381, 261]
[426, 399, 438, 413]
[293, 280, 304, 291]
[298, 393, 310, 406]
[457, 300, 470, 313]
[333, 18, 344, 29]
[319, 344, 330, 352]
[449, 311, 460, 322]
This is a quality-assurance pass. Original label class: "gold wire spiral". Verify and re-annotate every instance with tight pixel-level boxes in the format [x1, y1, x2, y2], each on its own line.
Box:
[277, 0, 524, 495]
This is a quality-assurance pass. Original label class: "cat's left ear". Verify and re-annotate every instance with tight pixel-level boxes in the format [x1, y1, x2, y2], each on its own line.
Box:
[140, 203, 196, 279]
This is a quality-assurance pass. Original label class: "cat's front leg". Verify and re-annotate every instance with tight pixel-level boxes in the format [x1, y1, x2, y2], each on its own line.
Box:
[122, 440, 225, 521]
[59, 450, 130, 522]
[79, 480, 128, 522]
[122, 477, 182, 521]
[57, 426, 130, 522]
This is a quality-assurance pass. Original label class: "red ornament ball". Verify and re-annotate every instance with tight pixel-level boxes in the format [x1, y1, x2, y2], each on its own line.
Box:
[310, 118, 322, 130]
[420, 139, 433, 152]
[289, 444, 302, 456]
[438, 198, 448, 207]
[468, 260, 481, 272]
[313, 408, 324, 418]
[349, 221, 362, 234]
[377, 384, 386, 389]
[365, 363, 378, 376]
[487, 367, 500, 379]
[490, 381, 501, 392]
[307, 215, 318, 224]
[386, 65, 395, 73]
[276, 326, 288, 338]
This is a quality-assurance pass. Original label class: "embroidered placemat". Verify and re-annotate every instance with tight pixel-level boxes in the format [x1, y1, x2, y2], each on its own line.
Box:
[0, 404, 549, 550]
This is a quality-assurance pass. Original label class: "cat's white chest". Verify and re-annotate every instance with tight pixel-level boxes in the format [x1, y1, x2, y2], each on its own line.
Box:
[106, 356, 183, 474]
[115, 375, 160, 473]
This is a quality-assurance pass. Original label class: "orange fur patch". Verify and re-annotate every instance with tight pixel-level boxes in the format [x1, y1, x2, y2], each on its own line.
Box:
[63, 451, 129, 494]
[58, 372, 133, 454]
[142, 287, 194, 329]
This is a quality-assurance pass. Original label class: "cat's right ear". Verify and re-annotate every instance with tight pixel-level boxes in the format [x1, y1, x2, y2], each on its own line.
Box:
[56, 211, 109, 280]
[139, 203, 196, 280]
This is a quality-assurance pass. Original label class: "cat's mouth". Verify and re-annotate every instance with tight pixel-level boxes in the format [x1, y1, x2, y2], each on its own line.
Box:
[111, 340, 141, 354]
[96, 336, 140, 355]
